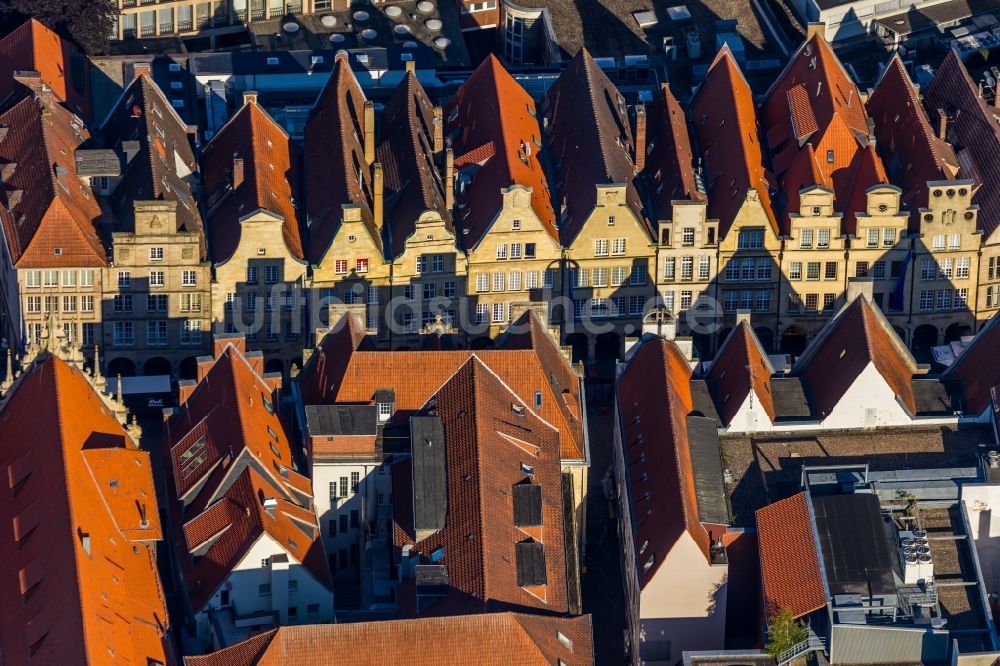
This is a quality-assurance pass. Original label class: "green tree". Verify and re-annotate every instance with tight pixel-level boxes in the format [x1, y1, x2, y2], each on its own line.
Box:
[764, 607, 809, 659]
[0, 0, 117, 55]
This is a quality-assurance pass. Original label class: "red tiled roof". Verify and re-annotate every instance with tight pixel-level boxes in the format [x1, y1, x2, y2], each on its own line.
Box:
[184, 613, 593, 666]
[0, 88, 105, 268]
[202, 100, 304, 263]
[303, 53, 379, 263]
[544, 49, 650, 244]
[617, 337, 714, 588]
[756, 492, 826, 621]
[707, 321, 776, 425]
[691, 46, 779, 239]
[445, 55, 557, 250]
[923, 50, 1000, 240]
[165, 344, 329, 610]
[944, 312, 1000, 415]
[179, 467, 331, 610]
[795, 296, 917, 419]
[645, 82, 705, 220]
[101, 74, 205, 257]
[0, 19, 91, 120]
[0, 356, 171, 665]
[377, 71, 449, 259]
[779, 143, 828, 229]
[840, 143, 890, 236]
[300, 311, 586, 461]
[392, 357, 570, 616]
[762, 34, 885, 230]
[868, 55, 960, 230]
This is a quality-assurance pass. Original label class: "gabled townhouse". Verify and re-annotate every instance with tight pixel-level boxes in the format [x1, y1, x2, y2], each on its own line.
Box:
[916, 51, 998, 334]
[304, 52, 389, 335]
[0, 19, 91, 121]
[377, 67, 467, 345]
[760, 26, 899, 350]
[185, 612, 594, 666]
[691, 45, 782, 351]
[0, 75, 105, 355]
[297, 310, 590, 563]
[0, 350, 172, 665]
[704, 318, 781, 433]
[613, 335, 732, 663]
[202, 92, 307, 375]
[543, 49, 656, 362]
[163, 337, 332, 645]
[923, 50, 1000, 322]
[791, 290, 927, 428]
[868, 54, 980, 350]
[446, 55, 562, 343]
[392, 355, 578, 617]
[97, 72, 211, 378]
[644, 82, 715, 350]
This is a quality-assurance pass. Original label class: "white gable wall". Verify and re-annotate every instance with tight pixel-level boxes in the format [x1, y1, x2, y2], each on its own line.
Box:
[194, 532, 334, 644]
[819, 362, 911, 429]
[721, 389, 774, 434]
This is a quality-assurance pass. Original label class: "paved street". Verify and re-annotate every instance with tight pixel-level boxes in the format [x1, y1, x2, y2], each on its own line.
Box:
[581, 401, 629, 665]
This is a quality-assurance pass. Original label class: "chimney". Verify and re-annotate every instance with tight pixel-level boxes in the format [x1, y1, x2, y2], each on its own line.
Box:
[633, 102, 647, 173]
[12, 70, 42, 89]
[847, 277, 874, 303]
[177, 380, 197, 406]
[937, 109, 947, 140]
[243, 90, 259, 106]
[445, 148, 454, 211]
[263, 497, 278, 518]
[232, 157, 245, 190]
[364, 100, 376, 165]
[373, 162, 384, 230]
[433, 106, 444, 156]
[807, 22, 826, 41]
[132, 62, 151, 80]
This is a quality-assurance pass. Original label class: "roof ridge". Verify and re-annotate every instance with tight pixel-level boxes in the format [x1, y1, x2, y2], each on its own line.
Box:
[462, 358, 490, 601]
[578, 50, 617, 184]
[484, 56, 519, 201]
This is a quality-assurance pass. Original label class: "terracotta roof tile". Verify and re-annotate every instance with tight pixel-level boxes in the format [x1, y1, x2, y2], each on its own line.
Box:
[868, 55, 960, 229]
[761, 35, 886, 231]
[202, 100, 304, 262]
[392, 357, 571, 616]
[707, 321, 776, 425]
[840, 143, 889, 236]
[756, 492, 826, 620]
[0, 19, 91, 120]
[544, 49, 650, 244]
[794, 296, 917, 419]
[303, 53, 379, 263]
[645, 82, 705, 220]
[101, 75, 205, 257]
[165, 344, 330, 610]
[617, 337, 715, 588]
[377, 71, 449, 258]
[0, 356, 171, 665]
[445, 55, 557, 249]
[0, 89, 105, 268]
[921, 51, 1000, 238]
[943, 312, 1000, 414]
[691, 46, 779, 239]
[300, 312, 586, 461]
[184, 613, 593, 666]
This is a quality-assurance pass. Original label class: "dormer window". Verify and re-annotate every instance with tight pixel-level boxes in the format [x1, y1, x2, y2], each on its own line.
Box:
[378, 402, 392, 422]
[375, 388, 395, 423]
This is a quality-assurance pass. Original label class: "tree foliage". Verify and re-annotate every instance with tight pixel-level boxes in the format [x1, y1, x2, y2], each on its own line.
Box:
[764, 607, 809, 658]
[0, 0, 117, 55]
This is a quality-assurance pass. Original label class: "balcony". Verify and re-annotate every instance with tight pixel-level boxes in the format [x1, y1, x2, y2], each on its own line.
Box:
[140, 25, 156, 36]
[178, 19, 193, 31]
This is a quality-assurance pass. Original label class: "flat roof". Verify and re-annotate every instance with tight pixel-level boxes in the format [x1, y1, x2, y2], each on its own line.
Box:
[875, 0, 999, 36]
[411, 416, 447, 534]
[305, 404, 377, 437]
[812, 493, 895, 597]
